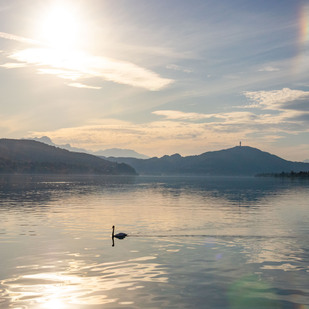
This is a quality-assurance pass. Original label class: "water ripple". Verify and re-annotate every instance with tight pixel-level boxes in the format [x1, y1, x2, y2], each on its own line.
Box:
[0, 255, 168, 308]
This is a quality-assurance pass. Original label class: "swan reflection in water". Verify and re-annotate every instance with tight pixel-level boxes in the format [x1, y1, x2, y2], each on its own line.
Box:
[112, 225, 127, 247]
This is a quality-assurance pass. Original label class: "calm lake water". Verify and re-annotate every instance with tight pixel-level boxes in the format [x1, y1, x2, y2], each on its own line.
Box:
[0, 175, 308, 309]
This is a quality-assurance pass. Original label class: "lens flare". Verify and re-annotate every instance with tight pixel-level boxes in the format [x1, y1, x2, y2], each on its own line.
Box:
[299, 4, 309, 46]
[293, 4, 309, 76]
[227, 275, 280, 309]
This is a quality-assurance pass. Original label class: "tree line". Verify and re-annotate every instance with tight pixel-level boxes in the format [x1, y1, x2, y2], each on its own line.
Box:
[257, 171, 309, 178]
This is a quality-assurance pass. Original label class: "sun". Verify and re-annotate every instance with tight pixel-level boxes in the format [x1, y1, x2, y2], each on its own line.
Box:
[38, 3, 83, 50]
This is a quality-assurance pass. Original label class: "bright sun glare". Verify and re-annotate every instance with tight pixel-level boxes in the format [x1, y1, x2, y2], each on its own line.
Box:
[39, 4, 81, 50]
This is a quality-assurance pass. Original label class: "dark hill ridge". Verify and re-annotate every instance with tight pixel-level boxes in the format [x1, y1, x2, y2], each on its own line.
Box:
[0, 139, 136, 175]
[105, 146, 309, 176]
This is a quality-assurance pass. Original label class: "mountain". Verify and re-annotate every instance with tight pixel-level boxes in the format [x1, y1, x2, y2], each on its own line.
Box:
[94, 148, 149, 159]
[31, 136, 149, 159]
[106, 146, 309, 176]
[0, 139, 136, 175]
[32, 136, 87, 153]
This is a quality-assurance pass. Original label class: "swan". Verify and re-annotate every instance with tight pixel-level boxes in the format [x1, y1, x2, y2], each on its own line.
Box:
[112, 225, 127, 239]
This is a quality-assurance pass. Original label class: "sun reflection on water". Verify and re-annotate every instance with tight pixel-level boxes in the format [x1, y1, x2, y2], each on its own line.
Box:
[1, 255, 168, 308]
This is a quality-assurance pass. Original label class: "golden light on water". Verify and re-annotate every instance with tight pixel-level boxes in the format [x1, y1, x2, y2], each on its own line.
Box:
[1, 256, 168, 307]
[42, 299, 65, 309]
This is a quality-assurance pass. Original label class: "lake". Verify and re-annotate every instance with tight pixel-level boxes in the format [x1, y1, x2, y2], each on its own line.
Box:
[0, 175, 308, 308]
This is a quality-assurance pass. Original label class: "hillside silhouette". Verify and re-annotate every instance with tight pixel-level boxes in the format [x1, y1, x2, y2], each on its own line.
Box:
[2, 139, 308, 176]
[32, 136, 149, 159]
[0, 139, 136, 175]
[105, 146, 309, 176]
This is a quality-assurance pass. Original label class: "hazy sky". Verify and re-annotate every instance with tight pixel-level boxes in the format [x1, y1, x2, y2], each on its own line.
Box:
[0, 0, 309, 160]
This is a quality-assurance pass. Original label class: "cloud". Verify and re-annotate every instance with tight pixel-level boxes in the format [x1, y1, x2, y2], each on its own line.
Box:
[241, 88, 309, 129]
[67, 83, 101, 90]
[153, 108, 309, 137]
[258, 66, 279, 72]
[166, 64, 192, 73]
[28, 118, 240, 156]
[243, 88, 309, 110]
[0, 62, 26, 68]
[0, 31, 39, 45]
[0, 31, 173, 91]
[37, 68, 83, 80]
[153, 110, 272, 126]
[28, 102, 309, 157]
[8, 47, 173, 91]
[153, 110, 213, 121]
[286, 112, 309, 122]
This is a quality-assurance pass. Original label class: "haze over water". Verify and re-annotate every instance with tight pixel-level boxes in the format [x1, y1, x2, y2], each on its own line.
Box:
[0, 175, 308, 308]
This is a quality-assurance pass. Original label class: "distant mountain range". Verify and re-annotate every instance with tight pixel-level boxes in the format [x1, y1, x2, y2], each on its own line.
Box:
[0, 139, 136, 175]
[31, 136, 149, 159]
[105, 146, 309, 176]
[2, 139, 308, 176]
[96, 148, 149, 159]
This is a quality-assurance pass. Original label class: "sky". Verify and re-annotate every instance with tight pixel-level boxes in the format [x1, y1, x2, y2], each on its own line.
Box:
[0, 0, 309, 161]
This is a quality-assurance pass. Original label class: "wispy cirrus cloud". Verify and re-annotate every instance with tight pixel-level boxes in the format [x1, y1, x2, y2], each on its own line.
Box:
[166, 64, 192, 73]
[37, 68, 83, 80]
[0, 31, 39, 45]
[0, 62, 26, 68]
[68, 83, 101, 90]
[153, 110, 212, 121]
[258, 66, 280, 72]
[153, 109, 305, 131]
[152, 110, 267, 125]
[0, 31, 173, 91]
[9, 47, 173, 91]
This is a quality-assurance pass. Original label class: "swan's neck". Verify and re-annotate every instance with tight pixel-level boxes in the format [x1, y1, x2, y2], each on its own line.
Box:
[112, 226, 115, 237]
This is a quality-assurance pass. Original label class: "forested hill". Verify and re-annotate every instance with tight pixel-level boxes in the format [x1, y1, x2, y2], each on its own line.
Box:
[105, 146, 309, 176]
[0, 139, 136, 175]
